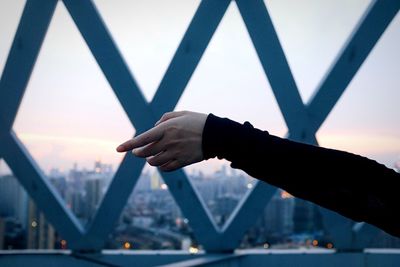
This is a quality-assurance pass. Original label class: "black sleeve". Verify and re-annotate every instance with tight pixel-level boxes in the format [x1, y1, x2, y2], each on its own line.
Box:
[202, 113, 400, 238]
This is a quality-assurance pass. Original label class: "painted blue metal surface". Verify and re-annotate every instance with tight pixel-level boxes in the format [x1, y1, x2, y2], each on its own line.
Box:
[0, 0, 398, 253]
[0, 0, 58, 129]
[0, 0, 85, 246]
[1, 132, 84, 244]
[1, 250, 400, 267]
[236, 0, 312, 138]
[306, 0, 400, 134]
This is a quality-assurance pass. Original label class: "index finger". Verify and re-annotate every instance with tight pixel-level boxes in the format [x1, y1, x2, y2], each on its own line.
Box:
[116, 125, 164, 152]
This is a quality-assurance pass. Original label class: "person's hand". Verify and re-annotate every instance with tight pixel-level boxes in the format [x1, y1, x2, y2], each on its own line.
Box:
[116, 111, 208, 172]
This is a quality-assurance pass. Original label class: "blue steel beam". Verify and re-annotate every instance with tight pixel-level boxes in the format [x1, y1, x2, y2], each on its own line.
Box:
[218, 0, 319, 250]
[0, 132, 84, 244]
[0, 0, 58, 129]
[149, 0, 233, 251]
[237, 0, 399, 249]
[235, 0, 313, 140]
[306, 0, 400, 133]
[2, 250, 400, 267]
[306, 0, 399, 246]
[353, 222, 381, 249]
[150, 0, 231, 113]
[220, 182, 277, 250]
[82, 154, 146, 249]
[0, 0, 84, 246]
[61, 0, 153, 249]
[61, 0, 152, 126]
[61, 0, 231, 250]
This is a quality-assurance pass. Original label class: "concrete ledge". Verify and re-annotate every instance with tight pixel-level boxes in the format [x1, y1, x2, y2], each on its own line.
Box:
[1, 249, 400, 267]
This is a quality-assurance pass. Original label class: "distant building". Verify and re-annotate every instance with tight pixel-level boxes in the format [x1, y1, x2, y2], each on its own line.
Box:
[1, 217, 25, 249]
[67, 190, 85, 219]
[0, 174, 28, 228]
[0, 217, 4, 249]
[49, 175, 68, 200]
[293, 198, 323, 234]
[214, 195, 240, 226]
[84, 178, 102, 220]
[264, 190, 295, 236]
[27, 200, 55, 249]
[68, 167, 85, 191]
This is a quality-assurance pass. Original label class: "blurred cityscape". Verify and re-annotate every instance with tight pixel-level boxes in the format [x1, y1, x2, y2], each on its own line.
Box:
[1, 159, 400, 251]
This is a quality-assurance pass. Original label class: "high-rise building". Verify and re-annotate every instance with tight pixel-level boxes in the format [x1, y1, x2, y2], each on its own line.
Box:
[0, 174, 28, 228]
[27, 200, 55, 249]
[85, 178, 102, 220]
[293, 198, 322, 234]
[49, 176, 67, 200]
[0, 217, 4, 250]
[67, 190, 85, 219]
[264, 190, 295, 236]
[68, 164, 85, 191]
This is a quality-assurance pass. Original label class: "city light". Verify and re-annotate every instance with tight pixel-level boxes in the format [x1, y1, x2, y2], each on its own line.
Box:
[247, 183, 253, 189]
[31, 221, 37, 228]
[60, 240, 67, 249]
[189, 246, 199, 254]
[263, 243, 270, 249]
[160, 183, 168, 190]
[123, 242, 131, 249]
[281, 191, 293, 199]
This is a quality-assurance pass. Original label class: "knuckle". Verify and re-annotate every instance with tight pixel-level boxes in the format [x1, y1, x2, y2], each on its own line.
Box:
[166, 124, 178, 132]
[162, 112, 172, 119]
[147, 158, 157, 166]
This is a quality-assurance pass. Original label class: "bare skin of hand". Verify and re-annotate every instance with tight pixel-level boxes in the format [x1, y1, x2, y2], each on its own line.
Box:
[116, 111, 208, 172]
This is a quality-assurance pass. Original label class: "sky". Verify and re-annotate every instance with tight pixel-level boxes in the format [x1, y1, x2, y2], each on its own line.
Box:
[0, 0, 399, 176]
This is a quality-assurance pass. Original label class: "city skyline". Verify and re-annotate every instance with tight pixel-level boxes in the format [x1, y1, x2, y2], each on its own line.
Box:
[2, 155, 400, 250]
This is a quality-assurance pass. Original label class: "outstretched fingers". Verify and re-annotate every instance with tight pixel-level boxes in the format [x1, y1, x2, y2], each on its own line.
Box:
[116, 126, 164, 152]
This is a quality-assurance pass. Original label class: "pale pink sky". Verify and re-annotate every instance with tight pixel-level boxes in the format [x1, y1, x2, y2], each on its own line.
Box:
[1, 0, 399, 175]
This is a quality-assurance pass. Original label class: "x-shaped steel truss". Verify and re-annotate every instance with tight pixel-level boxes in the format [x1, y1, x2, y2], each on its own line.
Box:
[0, 0, 398, 251]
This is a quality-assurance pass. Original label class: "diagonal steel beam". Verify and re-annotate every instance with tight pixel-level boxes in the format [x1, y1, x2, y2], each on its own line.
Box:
[306, 0, 400, 133]
[235, 0, 311, 137]
[61, 0, 152, 127]
[214, 0, 315, 250]
[220, 182, 277, 250]
[0, 0, 85, 246]
[149, 0, 233, 251]
[150, 0, 232, 113]
[305, 0, 399, 246]
[0, 0, 58, 130]
[62, 0, 231, 250]
[80, 154, 146, 249]
[232, 0, 399, 249]
[0, 131, 84, 245]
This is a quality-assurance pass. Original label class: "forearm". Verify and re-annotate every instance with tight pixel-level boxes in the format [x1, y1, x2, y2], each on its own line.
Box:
[202, 114, 400, 237]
